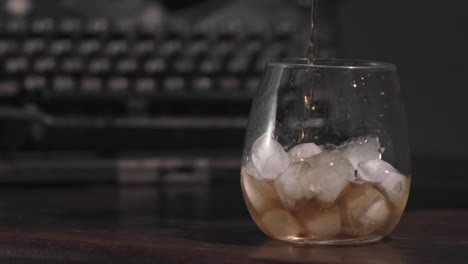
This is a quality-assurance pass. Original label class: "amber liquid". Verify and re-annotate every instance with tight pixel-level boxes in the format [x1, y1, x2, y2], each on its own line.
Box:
[307, 0, 318, 63]
[241, 168, 410, 244]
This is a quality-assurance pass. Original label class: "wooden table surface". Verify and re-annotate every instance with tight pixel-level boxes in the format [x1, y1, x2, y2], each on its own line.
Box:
[0, 184, 466, 264]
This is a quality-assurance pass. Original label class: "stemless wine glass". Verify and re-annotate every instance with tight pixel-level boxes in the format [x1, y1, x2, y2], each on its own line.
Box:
[241, 58, 411, 245]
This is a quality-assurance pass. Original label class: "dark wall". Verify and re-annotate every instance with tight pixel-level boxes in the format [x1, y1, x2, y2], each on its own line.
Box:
[337, 1, 468, 159]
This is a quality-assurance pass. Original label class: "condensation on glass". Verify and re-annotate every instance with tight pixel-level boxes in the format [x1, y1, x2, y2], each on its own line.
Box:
[241, 59, 411, 245]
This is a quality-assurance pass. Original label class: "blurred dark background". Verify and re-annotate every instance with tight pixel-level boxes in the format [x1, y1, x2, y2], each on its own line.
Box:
[338, 1, 468, 159]
[0, 0, 466, 209]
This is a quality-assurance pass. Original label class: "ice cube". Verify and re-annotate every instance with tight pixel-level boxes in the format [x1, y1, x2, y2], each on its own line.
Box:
[380, 171, 410, 207]
[305, 207, 342, 237]
[288, 143, 322, 162]
[251, 134, 289, 180]
[357, 159, 397, 183]
[243, 159, 261, 180]
[299, 151, 354, 205]
[241, 168, 282, 215]
[341, 136, 382, 169]
[261, 209, 301, 239]
[343, 185, 390, 236]
[274, 163, 313, 209]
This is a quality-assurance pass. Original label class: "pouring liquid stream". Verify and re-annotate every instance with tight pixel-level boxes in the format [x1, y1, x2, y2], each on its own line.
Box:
[307, 0, 318, 64]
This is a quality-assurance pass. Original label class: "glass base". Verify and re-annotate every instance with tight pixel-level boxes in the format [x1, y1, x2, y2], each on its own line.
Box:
[286, 236, 384, 246]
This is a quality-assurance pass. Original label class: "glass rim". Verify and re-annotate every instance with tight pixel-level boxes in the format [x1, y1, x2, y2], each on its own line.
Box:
[267, 58, 397, 70]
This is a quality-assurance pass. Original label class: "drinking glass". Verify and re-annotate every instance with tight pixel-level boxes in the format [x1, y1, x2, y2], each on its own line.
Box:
[241, 58, 410, 245]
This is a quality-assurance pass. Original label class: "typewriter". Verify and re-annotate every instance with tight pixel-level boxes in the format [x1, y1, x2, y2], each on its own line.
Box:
[0, 0, 323, 183]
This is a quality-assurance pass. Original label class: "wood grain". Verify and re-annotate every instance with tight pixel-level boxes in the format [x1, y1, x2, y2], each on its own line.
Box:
[0, 185, 466, 263]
